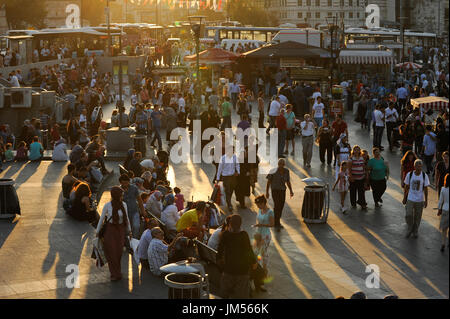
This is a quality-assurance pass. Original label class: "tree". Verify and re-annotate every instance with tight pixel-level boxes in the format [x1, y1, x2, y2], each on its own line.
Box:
[0, 0, 47, 29]
[226, 0, 279, 27]
[81, 0, 106, 27]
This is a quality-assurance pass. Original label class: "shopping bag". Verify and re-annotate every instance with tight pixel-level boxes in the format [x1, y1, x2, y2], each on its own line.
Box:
[218, 181, 226, 207]
[129, 238, 141, 264]
[211, 184, 220, 205]
[92, 237, 107, 268]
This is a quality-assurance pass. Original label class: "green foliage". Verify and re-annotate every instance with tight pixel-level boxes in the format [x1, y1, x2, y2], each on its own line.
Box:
[0, 0, 47, 29]
[81, 0, 106, 26]
[227, 0, 279, 27]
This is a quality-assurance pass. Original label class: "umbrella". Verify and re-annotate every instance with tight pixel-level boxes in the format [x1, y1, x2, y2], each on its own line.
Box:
[184, 48, 240, 64]
[140, 159, 154, 170]
[395, 62, 422, 70]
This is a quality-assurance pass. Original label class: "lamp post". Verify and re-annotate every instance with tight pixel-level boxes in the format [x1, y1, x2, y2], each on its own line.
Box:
[106, 0, 111, 57]
[188, 15, 205, 111]
[326, 15, 339, 91]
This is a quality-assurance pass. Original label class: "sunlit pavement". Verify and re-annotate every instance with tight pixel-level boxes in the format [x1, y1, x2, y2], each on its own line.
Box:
[0, 108, 448, 299]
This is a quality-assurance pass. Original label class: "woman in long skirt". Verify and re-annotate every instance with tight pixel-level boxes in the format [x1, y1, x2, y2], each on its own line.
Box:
[96, 186, 132, 281]
[438, 174, 449, 252]
[253, 195, 274, 284]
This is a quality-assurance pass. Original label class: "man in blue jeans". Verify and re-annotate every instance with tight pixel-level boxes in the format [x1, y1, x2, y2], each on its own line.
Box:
[150, 104, 163, 151]
[266, 158, 294, 231]
[119, 174, 146, 239]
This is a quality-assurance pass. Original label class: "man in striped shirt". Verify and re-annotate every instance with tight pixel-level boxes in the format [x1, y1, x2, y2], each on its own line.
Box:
[348, 146, 368, 210]
[147, 228, 182, 276]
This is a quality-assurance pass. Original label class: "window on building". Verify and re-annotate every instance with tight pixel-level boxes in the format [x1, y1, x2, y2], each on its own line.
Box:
[298, 0, 302, 6]
[306, 0, 311, 6]
[340, 0, 344, 7]
[315, 12, 320, 18]
[316, 0, 320, 6]
[340, 12, 344, 18]
[307, 12, 312, 18]
[328, 12, 333, 17]
[328, 0, 332, 6]
[349, 0, 352, 6]
[298, 12, 303, 18]
[357, 12, 360, 18]
[349, 12, 353, 18]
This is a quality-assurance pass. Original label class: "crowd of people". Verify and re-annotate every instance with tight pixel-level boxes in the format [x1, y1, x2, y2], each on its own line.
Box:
[1, 38, 449, 299]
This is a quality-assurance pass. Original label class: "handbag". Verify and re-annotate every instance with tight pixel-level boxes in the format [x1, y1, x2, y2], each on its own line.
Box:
[98, 216, 111, 239]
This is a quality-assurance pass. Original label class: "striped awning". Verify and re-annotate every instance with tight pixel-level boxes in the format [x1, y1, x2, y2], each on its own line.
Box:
[338, 50, 395, 65]
[411, 97, 449, 111]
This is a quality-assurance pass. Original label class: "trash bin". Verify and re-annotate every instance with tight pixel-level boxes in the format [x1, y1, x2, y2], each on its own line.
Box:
[0, 179, 21, 218]
[301, 178, 329, 224]
[165, 273, 203, 299]
[132, 135, 147, 157]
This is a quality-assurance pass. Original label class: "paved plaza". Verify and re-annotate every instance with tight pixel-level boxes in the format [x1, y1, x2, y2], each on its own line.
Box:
[0, 111, 448, 299]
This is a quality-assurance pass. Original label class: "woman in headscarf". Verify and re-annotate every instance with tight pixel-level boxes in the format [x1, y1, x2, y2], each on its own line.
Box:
[145, 190, 163, 218]
[96, 186, 131, 281]
[123, 149, 135, 172]
[141, 171, 156, 191]
[52, 138, 69, 162]
[161, 193, 180, 235]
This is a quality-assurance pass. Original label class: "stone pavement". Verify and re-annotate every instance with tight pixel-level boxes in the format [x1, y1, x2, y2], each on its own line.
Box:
[0, 110, 448, 299]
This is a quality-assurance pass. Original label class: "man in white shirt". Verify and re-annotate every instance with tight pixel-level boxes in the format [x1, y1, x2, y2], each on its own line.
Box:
[373, 104, 385, 150]
[312, 96, 325, 127]
[300, 114, 315, 167]
[216, 148, 240, 211]
[403, 160, 429, 238]
[230, 80, 241, 109]
[266, 96, 281, 134]
[312, 86, 322, 103]
[147, 227, 182, 276]
[136, 219, 159, 269]
[385, 102, 399, 151]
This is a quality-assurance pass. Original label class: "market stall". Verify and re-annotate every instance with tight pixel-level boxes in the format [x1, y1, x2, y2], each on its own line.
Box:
[411, 96, 449, 112]
[337, 50, 395, 84]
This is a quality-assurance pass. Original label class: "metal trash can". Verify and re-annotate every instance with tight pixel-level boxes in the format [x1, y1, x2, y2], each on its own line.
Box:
[0, 179, 21, 218]
[132, 135, 147, 157]
[165, 273, 203, 299]
[301, 178, 329, 224]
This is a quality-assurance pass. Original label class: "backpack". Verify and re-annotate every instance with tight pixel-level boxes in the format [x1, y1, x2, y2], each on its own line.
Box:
[406, 171, 426, 187]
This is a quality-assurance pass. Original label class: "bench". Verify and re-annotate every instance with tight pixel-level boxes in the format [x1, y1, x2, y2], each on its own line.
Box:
[194, 239, 222, 291]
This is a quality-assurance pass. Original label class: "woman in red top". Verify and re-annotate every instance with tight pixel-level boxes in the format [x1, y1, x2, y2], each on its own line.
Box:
[400, 150, 418, 188]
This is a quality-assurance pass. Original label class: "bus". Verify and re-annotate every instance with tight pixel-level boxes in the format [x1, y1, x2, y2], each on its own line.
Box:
[205, 26, 290, 43]
[344, 27, 437, 50]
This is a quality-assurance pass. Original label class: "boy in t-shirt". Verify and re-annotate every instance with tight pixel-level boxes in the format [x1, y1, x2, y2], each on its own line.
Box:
[403, 159, 430, 239]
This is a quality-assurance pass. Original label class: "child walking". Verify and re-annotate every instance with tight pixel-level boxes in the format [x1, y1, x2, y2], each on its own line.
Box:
[174, 187, 185, 212]
[333, 161, 349, 214]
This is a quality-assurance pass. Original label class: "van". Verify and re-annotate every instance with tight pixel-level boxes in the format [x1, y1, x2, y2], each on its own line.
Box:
[220, 39, 265, 51]
[271, 28, 323, 48]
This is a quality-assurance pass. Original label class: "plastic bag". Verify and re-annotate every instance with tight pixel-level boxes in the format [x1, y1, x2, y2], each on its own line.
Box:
[129, 238, 140, 264]
[92, 238, 107, 268]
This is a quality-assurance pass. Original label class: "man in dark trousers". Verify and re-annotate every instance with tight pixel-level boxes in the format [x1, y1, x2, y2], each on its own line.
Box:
[217, 214, 257, 299]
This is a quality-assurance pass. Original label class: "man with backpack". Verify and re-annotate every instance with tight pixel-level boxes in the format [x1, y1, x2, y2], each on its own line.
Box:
[403, 159, 430, 239]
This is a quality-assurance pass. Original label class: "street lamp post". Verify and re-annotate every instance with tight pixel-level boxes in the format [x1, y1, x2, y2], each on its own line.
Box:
[106, 0, 111, 57]
[326, 16, 339, 92]
[188, 15, 205, 112]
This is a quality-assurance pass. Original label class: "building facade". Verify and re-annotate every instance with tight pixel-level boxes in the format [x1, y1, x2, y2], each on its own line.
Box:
[261, 0, 366, 28]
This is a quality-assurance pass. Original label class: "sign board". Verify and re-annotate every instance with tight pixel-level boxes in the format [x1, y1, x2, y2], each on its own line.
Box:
[280, 58, 306, 68]
[290, 68, 329, 81]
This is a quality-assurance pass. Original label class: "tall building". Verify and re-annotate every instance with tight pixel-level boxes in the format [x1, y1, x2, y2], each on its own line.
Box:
[263, 0, 366, 28]
[368, 0, 448, 37]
